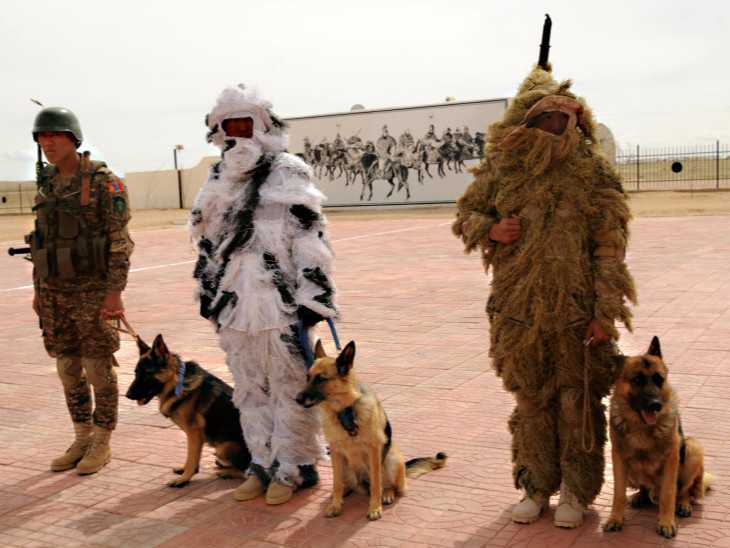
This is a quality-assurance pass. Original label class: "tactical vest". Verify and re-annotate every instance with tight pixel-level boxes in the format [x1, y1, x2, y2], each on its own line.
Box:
[30, 160, 108, 280]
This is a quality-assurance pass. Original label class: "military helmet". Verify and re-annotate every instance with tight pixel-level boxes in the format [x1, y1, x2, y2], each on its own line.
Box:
[32, 107, 83, 148]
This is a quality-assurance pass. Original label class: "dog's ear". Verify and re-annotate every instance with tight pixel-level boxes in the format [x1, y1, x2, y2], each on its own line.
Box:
[314, 339, 327, 359]
[647, 336, 662, 358]
[612, 354, 625, 379]
[152, 334, 169, 357]
[136, 336, 150, 354]
[336, 341, 356, 377]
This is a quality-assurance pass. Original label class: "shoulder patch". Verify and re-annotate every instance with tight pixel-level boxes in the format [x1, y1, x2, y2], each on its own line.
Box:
[108, 180, 125, 193]
[113, 195, 127, 214]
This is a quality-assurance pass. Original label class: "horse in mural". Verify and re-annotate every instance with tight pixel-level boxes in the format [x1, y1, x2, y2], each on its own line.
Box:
[359, 148, 410, 202]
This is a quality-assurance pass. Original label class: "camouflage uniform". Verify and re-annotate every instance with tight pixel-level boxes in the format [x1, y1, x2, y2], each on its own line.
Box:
[33, 159, 133, 430]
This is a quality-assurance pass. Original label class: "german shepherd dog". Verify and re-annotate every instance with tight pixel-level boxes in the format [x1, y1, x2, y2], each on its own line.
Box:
[295, 340, 446, 520]
[603, 336, 711, 538]
[125, 334, 251, 487]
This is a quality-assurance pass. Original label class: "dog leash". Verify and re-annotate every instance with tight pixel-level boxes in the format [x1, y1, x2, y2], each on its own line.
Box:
[581, 337, 624, 453]
[298, 317, 341, 370]
[581, 336, 595, 453]
[107, 313, 137, 339]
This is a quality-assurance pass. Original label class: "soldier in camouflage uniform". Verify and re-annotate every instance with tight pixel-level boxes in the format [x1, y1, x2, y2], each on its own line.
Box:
[29, 107, 134, 475]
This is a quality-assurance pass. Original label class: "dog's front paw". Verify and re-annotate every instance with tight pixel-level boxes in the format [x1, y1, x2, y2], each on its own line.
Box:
[168, 477, 191, 488]
[173, 464, 185, 475]
[382, 488, 396, 505]
[367, 505, 383, 521]
[676, 503, 692, 518]
[216, 469, 244, 480]
[657, 520, 677, 538]
[603, 516, 624, 532]
[325, 501, 343, 518]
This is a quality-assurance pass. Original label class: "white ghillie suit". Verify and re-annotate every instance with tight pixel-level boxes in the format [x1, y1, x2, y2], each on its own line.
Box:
[188, 84, 339, 488]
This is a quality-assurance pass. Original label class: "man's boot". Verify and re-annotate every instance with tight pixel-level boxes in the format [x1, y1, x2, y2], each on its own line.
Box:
[50, 421, 93, 471]
[266, 480, 297, 505]
[512, 492, 549, 524]
[234, 475, 267, 501]
[76, 425, 112, 475]
[554, 481, 585, 527]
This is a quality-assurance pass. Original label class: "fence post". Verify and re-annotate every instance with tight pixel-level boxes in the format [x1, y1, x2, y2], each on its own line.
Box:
[717, 140, 720, 190]
[18, 183, 23, 213]
[636, 144, 640, 191]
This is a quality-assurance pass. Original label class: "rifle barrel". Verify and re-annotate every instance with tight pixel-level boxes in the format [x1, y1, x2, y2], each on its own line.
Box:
[538, 14, 552, 69]
[8, 247, 31, 256]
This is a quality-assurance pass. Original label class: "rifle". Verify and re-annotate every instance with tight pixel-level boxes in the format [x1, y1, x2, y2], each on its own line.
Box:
[538, 14, 552, 69]
[10, 142, 45, 259]
[8, 245, 31, 257]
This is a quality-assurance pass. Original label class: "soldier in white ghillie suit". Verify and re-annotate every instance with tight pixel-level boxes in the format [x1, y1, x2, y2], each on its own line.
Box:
[189, 84, 339, 505]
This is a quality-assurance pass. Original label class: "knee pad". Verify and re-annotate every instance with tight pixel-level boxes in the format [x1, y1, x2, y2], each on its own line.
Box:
[56, 355, 84, 390]
[83, 357, 117, 389]
[559, 388, 583, 426]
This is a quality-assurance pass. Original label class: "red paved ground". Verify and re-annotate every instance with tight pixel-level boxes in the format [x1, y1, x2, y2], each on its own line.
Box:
[1, 213, 729, 547]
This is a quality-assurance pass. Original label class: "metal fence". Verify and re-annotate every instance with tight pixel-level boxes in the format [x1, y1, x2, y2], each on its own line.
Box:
[0, 181, 36, 214]
[616, 141, 730, 191]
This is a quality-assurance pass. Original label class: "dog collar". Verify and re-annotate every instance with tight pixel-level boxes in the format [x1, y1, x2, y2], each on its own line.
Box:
[174, 358, 186, 397]
[338, 406, 358, 436]
[337, 382, 365, 437]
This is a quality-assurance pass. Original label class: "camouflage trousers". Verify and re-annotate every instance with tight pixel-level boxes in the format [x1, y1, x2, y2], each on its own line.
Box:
[56, 355, 118, 430]
[39, 286, 120, 430]
[38, 286, 120, 358]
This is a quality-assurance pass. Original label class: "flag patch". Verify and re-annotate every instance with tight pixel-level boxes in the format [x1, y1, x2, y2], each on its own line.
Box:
[108, 181, 124, 193]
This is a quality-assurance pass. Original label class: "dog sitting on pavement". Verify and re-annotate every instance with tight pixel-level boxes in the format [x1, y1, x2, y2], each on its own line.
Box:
[125, 334, 251, 487]
[295, 340, 446, 520]
[603, 336, 712, 538]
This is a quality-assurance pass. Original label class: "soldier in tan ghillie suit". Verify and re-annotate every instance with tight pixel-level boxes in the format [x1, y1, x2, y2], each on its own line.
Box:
[453, 64, 636, 528]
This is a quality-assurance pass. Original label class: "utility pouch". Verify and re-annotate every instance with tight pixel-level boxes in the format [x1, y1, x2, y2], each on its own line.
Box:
[76, 237, 91, 270]
[33, 200, 54, 239]
[31, 248, 50, 280]
[57, 209, 79, 239]
[55, 244, 76, 279]
[93, 236, 108, 273]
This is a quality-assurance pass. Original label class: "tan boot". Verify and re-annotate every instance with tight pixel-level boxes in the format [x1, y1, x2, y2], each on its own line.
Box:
[76, 425, 112, 475]
[50, 421, 93, 471]
[512, 492, 549, 524]
[266, 480, 297, 505]
[554, 481, 585, 528]
[234, 475, 267, 501]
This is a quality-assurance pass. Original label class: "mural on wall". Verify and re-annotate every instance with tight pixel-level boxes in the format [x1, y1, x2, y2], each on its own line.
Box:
[285, 99, 508, 207]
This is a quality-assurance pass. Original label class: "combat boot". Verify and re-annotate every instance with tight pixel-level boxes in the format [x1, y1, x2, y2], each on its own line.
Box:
[76, 425, 112, 475]
[50, 421, 93, 471]
[266, 480, 297, 505]
[234, 475, 267, 501]
[554, 481, 585, 528]
[512, 492, 549, 524]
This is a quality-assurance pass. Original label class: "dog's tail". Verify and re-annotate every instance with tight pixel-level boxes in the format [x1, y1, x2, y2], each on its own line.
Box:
[405, 452, 447, 479]
[701, 472, 716, 494]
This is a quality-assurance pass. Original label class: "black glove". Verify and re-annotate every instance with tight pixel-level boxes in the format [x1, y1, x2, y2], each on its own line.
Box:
[298, 306, 325, 328]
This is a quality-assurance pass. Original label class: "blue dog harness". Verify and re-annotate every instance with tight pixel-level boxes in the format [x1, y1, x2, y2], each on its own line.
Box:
[174, 358, 186, 397]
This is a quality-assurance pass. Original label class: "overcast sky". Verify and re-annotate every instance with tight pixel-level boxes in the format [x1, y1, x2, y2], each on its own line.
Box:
[1, 0, 728, 181]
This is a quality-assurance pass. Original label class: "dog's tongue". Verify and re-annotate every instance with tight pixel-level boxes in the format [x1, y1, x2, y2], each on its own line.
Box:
[642, 410, 659, 425]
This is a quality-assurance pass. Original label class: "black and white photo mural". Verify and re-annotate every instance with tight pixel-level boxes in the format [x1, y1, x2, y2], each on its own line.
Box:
[285, 98, 508, 207]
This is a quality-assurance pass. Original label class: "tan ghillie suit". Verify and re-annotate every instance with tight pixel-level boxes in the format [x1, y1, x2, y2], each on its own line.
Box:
[453, 65, 636, 506]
